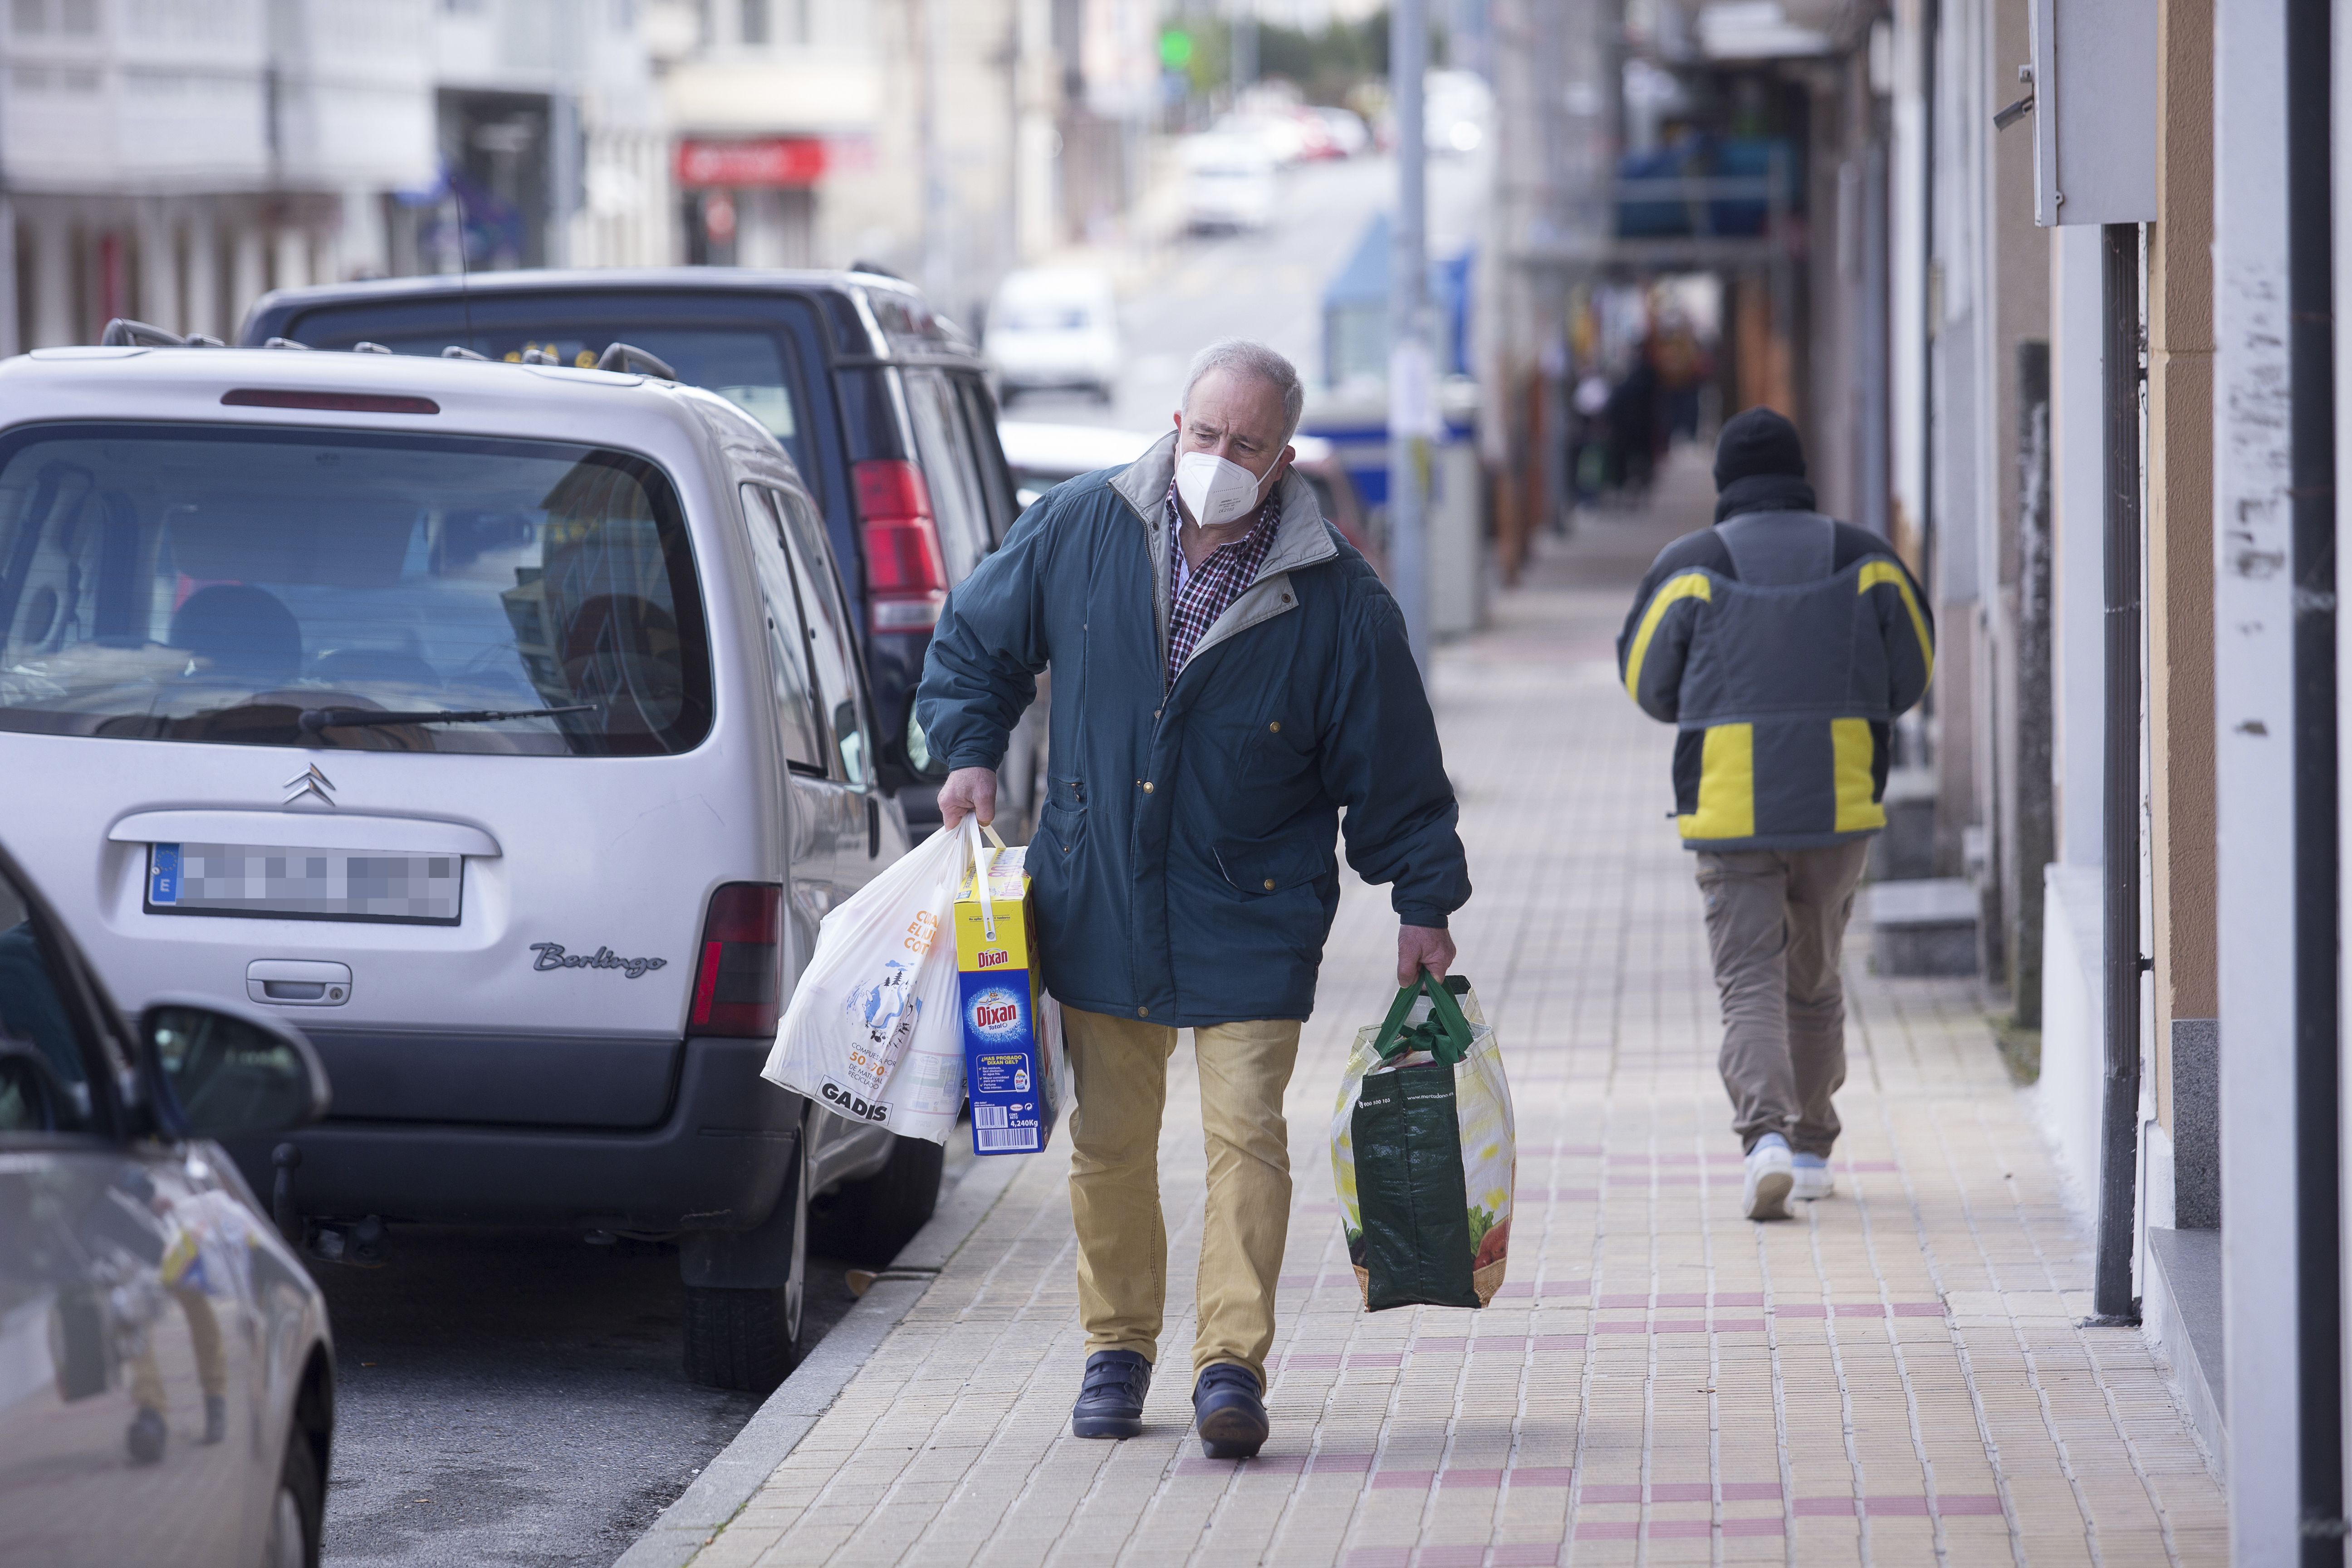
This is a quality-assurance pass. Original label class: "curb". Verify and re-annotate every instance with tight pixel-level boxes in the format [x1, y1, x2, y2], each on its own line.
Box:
[612, 1150, 1027, 1568]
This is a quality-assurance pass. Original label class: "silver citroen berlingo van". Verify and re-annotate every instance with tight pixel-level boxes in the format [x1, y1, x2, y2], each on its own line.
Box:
[0, 335, 933, 1390]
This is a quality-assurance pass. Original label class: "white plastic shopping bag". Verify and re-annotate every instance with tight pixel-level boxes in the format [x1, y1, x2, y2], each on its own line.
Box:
[763, 818, 1002, 1143]
[1328, 972, 1516, 1308]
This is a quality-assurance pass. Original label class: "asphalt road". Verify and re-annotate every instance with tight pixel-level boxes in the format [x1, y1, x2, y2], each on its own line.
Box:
[1008, 149, 1489, 437]
[315, 1155, 971, 1565]
[312, 152, 1458, 1568]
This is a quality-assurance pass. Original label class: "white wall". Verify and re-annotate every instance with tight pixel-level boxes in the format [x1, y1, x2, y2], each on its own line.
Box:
[2034, 213, 2121, 1241]
[2212, 0, 2302, 1553]
[2048, 225, 2107, 869]
[2037, 864, 2105, 1220]
[1888, 0, 1928, 549]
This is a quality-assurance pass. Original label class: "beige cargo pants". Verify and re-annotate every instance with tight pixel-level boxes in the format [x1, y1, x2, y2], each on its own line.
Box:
[1694, 838, 1872, 1156]
[1061, 1006, 1300, 1389]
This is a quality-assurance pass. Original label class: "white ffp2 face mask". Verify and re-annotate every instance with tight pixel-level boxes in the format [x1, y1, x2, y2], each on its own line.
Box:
[1175, 448, 1268, 528]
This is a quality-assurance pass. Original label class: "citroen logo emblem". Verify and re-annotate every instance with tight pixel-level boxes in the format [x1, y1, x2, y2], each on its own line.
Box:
[283, 764, 338, 808]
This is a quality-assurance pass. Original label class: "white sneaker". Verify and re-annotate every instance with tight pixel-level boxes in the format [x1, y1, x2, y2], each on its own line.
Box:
[1791, 1155, 1835, 1201]
[1743, 1142, 1793, 1220]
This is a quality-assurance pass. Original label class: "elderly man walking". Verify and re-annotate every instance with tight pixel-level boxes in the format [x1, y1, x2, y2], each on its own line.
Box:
[1617, 407, 1934, 1220]
[916, 339, 1470, 1459]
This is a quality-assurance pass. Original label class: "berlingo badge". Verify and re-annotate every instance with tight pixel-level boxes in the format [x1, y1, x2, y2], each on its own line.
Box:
[529, 943, 667, 979]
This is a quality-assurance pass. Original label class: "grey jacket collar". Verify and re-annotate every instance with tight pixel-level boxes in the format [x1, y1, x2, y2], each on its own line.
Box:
[1110, 429, 1339, 680]
[1109, 429, 1338, 572]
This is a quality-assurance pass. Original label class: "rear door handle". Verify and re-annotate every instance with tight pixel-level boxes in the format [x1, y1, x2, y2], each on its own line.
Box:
[867, 796, 880, 858]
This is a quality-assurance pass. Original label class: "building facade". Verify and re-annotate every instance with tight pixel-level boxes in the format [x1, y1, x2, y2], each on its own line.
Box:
[2, 0, 673, 352]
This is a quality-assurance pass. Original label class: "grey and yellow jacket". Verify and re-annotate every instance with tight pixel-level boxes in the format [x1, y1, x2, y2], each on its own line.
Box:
[1616, 500, 1933, 852]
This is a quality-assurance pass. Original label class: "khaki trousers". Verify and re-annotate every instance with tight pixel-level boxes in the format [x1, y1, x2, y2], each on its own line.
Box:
[1694, 838, 1872, 1156]
[129, 1284, 226, 1413]
[1062, 1005, 1300, 1387]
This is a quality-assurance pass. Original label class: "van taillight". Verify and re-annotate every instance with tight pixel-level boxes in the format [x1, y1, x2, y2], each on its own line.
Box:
[690, 882, 783, 1037]
[854, 458, 948, 632]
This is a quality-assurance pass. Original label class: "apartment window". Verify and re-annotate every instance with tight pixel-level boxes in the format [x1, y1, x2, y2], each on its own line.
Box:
[9, 0, 42, 35]
[739, 0, 766, 45]
[58, 0, 93, 34]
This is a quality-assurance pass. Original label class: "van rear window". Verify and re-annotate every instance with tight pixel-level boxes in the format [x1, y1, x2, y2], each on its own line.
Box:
[0, 424, 711, 756]
[281, 302, 819, 498]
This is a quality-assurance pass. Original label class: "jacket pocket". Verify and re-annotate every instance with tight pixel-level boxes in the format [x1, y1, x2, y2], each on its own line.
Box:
[1039, 798, 1085, 859]
[1212, 833, 1336, 896]
[1671, 730, 1704, 818]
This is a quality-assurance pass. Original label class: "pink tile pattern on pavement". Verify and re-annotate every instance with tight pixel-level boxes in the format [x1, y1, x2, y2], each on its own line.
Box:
[681, 454, 2230, 1568]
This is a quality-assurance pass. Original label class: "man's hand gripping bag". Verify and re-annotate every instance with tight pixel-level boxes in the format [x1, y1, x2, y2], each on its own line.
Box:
[763, 818, 1005, 1143]
[1329, 971, 1516, 1310]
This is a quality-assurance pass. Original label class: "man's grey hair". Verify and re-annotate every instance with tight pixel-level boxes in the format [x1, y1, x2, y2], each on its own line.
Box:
[1182, 338, 1305, 442]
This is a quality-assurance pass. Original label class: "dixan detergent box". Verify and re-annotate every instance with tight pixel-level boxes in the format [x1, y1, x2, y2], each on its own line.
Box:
[953, 844, 1065, 1155]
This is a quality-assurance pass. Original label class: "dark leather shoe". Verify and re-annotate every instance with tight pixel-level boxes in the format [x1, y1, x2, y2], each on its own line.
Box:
[1071, 1349, 1152, 1439]
[1192, 1362, 1268, 1459]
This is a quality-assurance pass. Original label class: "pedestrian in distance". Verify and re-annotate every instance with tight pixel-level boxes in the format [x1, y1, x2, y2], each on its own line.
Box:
[1616, 407, 1934, 1220]
[916, 339, 1471, 1459]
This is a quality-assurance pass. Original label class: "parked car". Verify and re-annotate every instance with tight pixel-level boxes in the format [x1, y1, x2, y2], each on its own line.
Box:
[997, 421, 1159, 509]
[238, 267, 1042, 839]
[0, 339, 940, 1392]
[1214, 106, 1343, 166]
[0, 835, 335, 1566]
[985, 269, 1120, 406]
[1312, 105, 1372, 159]
[998, 421, 1377, 565]
[1181, 135, 1279, 233]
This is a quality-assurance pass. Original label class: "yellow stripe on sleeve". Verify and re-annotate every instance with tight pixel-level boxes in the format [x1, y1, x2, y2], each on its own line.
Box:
[1858, 558, 1934, 682]
[1622, 571, 1713, 701]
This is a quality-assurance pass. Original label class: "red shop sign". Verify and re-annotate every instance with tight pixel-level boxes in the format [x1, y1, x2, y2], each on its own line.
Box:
[676, 137, 829, 189]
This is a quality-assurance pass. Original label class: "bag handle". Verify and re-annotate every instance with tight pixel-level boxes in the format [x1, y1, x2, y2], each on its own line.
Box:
[959, 815, 1010, 940]
[1372, 967, 1473, 1065]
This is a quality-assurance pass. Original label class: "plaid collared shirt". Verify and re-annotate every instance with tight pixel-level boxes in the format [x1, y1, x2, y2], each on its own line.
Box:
[1165, 475, 1281, 688]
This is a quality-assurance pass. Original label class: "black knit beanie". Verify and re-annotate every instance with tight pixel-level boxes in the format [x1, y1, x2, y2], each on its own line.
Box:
[1713, 407, 1807, 490]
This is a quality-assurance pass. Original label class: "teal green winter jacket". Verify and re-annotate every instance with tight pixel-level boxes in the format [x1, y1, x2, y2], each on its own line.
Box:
[916, 432, 1470, 1026]
[1617, 503, 1935, 852]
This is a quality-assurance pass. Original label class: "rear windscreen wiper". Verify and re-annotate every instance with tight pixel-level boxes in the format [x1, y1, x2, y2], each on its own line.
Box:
[298, 703, 596, 736]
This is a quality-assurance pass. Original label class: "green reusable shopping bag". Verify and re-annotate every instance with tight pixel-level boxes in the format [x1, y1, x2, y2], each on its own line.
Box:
[1344, 971, 1490, 1312]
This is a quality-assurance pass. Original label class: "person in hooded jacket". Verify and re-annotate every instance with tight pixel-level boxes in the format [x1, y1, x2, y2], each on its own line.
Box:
[916, 338, 1470, 1460]
[1617, 407, 1934, 1220]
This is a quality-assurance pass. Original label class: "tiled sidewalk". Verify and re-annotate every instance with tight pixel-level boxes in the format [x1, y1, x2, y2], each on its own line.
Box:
[685, 465, 2227, 1567]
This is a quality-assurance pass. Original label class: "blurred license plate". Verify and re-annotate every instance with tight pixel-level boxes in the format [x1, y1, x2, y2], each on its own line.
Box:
[146, 842, 462, 925]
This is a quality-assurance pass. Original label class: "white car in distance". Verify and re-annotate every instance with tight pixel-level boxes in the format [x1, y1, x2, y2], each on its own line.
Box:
[997, 422, 1161, 510]
[984, 269, 1121, 406]
[1180, 135, 1279, 234]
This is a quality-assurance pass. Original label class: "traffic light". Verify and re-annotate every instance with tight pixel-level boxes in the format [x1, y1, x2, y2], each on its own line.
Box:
[1159, 28, 1194, 70]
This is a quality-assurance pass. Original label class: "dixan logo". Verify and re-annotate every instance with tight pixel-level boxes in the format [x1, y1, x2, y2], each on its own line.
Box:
[975, 948, 1012, 970]
[820, 1079, 891, 1123]
[968, 987, 1024, 1039]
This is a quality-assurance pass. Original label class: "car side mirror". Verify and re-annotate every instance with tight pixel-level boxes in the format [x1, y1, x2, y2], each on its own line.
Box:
[139, 998, 330, 1140]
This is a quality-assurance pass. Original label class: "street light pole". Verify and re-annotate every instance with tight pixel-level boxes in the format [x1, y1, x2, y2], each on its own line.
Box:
[1232, 2, 1258, 102]
[920, 0, 953, 308]
[1389, 0, 1432, 672]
